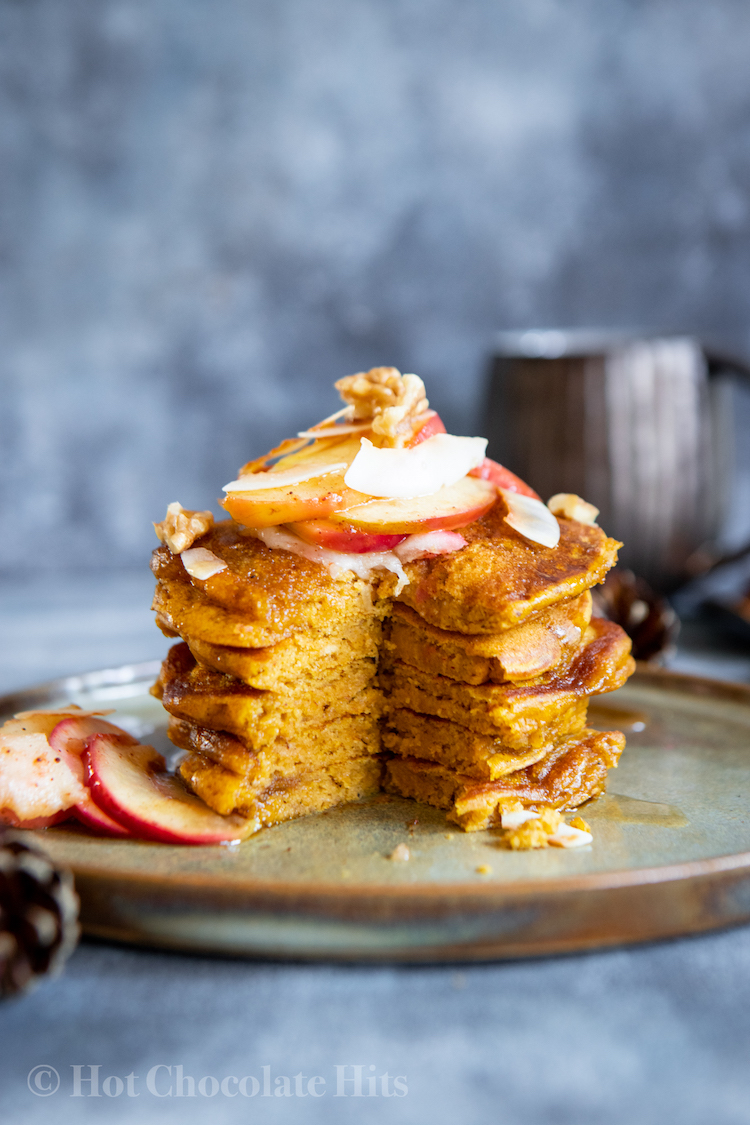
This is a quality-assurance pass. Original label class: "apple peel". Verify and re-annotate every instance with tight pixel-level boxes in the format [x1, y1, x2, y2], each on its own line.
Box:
[394, 530, 467, 563]
[84, 734, 252, 845]
[501, 489, 561, 549]
[49, 716, 137, 837]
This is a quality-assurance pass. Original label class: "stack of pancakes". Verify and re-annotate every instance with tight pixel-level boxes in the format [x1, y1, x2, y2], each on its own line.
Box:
[150, 500, 634, 833]
[150, 522, 386, 833]
[380, 506, 634, 829]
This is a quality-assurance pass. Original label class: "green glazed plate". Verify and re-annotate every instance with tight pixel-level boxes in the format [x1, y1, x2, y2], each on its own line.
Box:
[4, 663, 750, 961]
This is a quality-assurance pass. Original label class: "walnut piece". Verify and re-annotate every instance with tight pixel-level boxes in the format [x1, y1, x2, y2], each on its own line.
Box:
[335, 366, 430, 447]
[154, 502, 214, 554]
[547, 493, 600, 526]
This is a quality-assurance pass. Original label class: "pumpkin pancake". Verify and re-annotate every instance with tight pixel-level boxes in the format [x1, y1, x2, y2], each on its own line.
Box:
[180, 751, 382, 826]
[154, 642, 382, 748]
[185, 617, 380, 690]
[381, 707, 587, 780]
[398, 502, 620, 633]
[168, 712, 381, 782]
[385, 592, 592, 686]
[384, 727, 625, 831]
[151, 522, 385, 649]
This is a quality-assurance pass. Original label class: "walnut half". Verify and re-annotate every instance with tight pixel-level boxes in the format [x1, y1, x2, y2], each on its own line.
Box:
[335, 366, 430, 447]
[154, 502, 214, 554]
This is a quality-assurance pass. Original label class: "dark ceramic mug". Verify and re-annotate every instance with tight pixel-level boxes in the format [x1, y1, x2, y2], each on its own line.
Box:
[484, 330, 748, 591]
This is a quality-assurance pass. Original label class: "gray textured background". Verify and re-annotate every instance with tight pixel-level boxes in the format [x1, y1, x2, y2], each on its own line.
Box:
[3, 0, 750, 572]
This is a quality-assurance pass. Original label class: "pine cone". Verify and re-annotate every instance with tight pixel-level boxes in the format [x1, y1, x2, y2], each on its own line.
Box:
[592, 568, 680, 663]
[0, 830, 79, 999]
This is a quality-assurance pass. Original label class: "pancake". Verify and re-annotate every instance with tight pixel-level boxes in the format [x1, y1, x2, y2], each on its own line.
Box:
[152, 522, 384, 648]
[180, 751, 382, 826]
[384, 727, 625, 831]
[398, 500, 620, 633]
[386, 593, 592, 685]
[185, 617, 381, 690]
[381, 707, 588, 780]
[168, 711, 381, 782]
[154, 642, 382, 748]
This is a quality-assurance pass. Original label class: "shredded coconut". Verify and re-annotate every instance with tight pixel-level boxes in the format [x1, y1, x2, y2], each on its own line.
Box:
[181, 547, 228, 581]
[547, 493, 599, 526]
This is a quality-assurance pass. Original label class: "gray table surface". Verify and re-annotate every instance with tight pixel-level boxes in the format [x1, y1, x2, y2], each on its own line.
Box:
[2, 570, 750, 1125]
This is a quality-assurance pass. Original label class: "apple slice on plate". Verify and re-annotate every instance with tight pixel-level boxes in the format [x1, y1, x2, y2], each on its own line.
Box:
[331, 474, 497, 535]
[84, 734, 252, 845]
[49, 716, 136, 837]
[0, 718, 87, 829]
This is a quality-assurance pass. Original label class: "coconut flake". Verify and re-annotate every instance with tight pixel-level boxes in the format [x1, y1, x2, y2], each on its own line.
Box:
[500, 809, 539, 830]
[181, 548, 228, 581]
[500, 489, 561, 549]
[394, 530, 467, 563]
[222, 461, 348, 493]
[251, 526, 410, 594]
[548, 823, 593, 848]
[345, 434, 487, 498]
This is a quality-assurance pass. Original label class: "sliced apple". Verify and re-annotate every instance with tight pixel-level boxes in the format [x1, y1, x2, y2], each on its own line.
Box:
[0, 725, 86, 826]
[331, 475, 497, 534]
[407, 412, 446, 446]
[84, 734, 252, 844]
[286, 518, 408, 554]
[222, 435, 369, 528]
[49, 716, 137, 837]
[469, 457, 539, 499]
[221, 475, 368, 529]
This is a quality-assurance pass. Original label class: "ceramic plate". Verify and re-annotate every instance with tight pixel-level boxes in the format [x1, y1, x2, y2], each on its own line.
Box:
[5, 663, 750, 961]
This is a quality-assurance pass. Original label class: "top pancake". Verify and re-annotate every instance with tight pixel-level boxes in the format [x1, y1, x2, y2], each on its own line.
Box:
[399, 500, 620, 633]
[151, 521, 384, 648]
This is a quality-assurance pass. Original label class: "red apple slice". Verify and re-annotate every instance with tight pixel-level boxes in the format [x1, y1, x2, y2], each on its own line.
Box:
[285, 518, 408, 554]
[332, 475, 497, 534]
[84, 734, 252, 844]
[469, 457, 539, 499]
[407, 412, 447, 446]
[49, 716, 137, 837]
